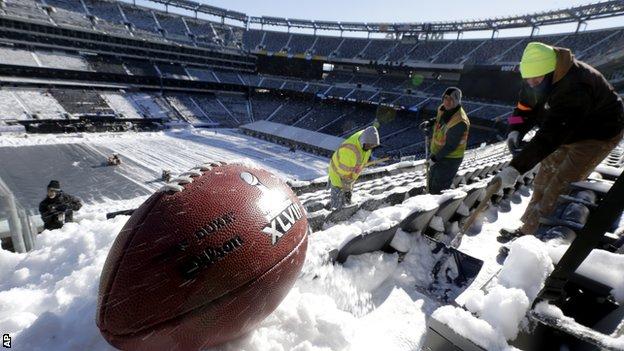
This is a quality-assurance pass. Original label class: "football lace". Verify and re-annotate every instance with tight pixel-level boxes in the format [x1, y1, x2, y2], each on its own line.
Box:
[159, 161, 227, 193]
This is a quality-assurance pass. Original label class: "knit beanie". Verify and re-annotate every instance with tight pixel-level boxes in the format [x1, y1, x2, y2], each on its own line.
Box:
[47, 180, 60, 190]
[359, 126, 380, 147]
[443, 87, 462, 106]
[520, 42, 557, 78]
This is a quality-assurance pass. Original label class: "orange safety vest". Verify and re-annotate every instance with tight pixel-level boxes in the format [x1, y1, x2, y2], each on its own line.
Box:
[430, 105, 470, 158]
[328, 130, 371, 188]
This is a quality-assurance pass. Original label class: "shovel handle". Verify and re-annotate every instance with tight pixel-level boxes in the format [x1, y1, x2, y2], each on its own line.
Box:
[452, 177, 503, 247]
[364, 157, 391, 167]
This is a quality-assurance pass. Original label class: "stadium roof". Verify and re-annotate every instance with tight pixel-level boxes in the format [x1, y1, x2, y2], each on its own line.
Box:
[147, 0, 624, 34]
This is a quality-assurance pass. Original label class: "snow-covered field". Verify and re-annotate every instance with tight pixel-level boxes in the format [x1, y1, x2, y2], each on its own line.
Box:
[1, 132, 623, 351]
[0, 128, 329, 183]
[0, 128, 329, 212]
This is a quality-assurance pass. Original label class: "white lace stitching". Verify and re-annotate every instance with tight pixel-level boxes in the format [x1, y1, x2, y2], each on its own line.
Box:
[159, 161, 227, 193]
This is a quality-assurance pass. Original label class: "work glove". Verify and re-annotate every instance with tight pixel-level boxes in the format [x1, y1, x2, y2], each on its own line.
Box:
[427, 155, 437, 167]
[506, 131, 520, 154]
[493, 166, 521, 189]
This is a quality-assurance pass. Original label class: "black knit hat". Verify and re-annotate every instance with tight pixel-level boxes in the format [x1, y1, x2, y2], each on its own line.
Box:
[47, 180, 60, 190]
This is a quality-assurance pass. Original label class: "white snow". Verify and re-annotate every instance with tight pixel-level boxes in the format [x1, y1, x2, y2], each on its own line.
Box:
[498, 236, 554, 301]
[548, 244, 624, 303]
[0, 129, 329, 183]
[1, 133, 621, 351]
[431, 306, 515, 350]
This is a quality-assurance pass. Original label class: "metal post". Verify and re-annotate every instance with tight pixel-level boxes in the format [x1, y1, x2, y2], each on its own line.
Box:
[2, 195, 26, 253]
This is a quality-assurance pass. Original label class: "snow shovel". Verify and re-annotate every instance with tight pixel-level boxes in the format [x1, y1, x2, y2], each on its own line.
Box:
[420, 178, 502, 302]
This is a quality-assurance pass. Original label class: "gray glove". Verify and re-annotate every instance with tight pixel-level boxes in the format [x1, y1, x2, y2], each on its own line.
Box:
[506, 131, 520, 154]
[495, 166, 521, 188]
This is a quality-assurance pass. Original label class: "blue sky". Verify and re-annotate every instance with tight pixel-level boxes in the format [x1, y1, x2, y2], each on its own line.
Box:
[126, 0, 624, 38]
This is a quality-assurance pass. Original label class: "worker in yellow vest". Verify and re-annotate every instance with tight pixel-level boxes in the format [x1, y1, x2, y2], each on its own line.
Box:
[428, 87, 470, 194]
[328, 126, 380, 209]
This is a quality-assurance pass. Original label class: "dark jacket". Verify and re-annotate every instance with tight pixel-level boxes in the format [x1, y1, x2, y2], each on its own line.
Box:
[39, 192, 82, 230]
[509, 47, 624, 174]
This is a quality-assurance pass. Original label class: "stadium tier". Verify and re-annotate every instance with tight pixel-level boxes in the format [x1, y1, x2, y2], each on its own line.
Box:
[0, 0, 621, 159]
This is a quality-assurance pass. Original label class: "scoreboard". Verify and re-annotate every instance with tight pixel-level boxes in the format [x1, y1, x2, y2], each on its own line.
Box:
[458, 65, 522, 103]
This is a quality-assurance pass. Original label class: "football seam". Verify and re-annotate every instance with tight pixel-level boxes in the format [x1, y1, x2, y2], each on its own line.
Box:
[99, 191, 164, 328]
[103, 224, 308, 338]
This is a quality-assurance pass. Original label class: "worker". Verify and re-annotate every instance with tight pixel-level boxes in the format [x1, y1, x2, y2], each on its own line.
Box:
[427, 87, 470, 194]
[328, 126, 380, 209]
[493, 42, 624, 240]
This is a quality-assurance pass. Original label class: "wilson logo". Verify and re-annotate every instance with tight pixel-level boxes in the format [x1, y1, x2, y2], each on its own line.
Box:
[262, 201, 303, 245]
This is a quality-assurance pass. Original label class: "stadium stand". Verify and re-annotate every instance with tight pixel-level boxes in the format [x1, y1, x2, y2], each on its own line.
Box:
[49, 89, 115, 116]
[242, 29, 264, 51]
[282, 80, 308, 92]
[260, 77, 286, 90]
[214, 70, 244, 85]
[268, 99, 314, 125]
[13, 89, 67, 120]
[124, 59, 159, 76]
[119, 3, 162, 40]
[126, 92, 173, 119]
[165, 93, 214, 124]
[187, 67, 218, 82]
[434, 40, 482, 64]
[84, 55, 127, 75]
[157, 63, 189, 80]
[2, 0, 50, 22]
[310, 36, 343, 57]
[218, 94, 252, 124]
[100, 91, 144, 119]
[0, 90, 29, 121]
[294, 103, 350, 131]
[262, 31, 290, 52]
[0, 46, 39, 67]
[35, 50, 92, 71]
[192, 94, 238, 127]
[360, 39, 397, 60]
[154, 12, 188, 39]
[386, 42, 416, 62]
[186, 18, 216, 42]
[288, 33, 316, 55]
[83, 0, 126, 28]
[43, 0, 93, 29]
[407, 41, 450, 62]
[335, 38, 369, 59]
[0, 0, 620, 159]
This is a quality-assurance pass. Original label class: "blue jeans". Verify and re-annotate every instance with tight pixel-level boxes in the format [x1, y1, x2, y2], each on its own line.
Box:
[329, 183, 349, 210]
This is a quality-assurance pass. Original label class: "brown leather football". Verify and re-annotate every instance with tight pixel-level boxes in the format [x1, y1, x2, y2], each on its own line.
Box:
[96, 162, 308, 350]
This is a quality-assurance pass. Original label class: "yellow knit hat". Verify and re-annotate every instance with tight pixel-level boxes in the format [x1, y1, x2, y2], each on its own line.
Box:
[520, 42, 557, 78]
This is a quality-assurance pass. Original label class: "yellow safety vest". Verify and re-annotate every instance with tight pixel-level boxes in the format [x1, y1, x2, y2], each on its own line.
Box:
[328, 130, 371, 188]
[430, 105, 470, 159]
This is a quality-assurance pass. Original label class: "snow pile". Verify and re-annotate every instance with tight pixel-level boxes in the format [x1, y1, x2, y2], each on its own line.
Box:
[433, 236, 555, 349]
[0, 214, 128, 350]
[330, 190, 466, 248]
[2, 198, 430, 351]
[431, 306, 512, 350]
[497, 236, 554, 300]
